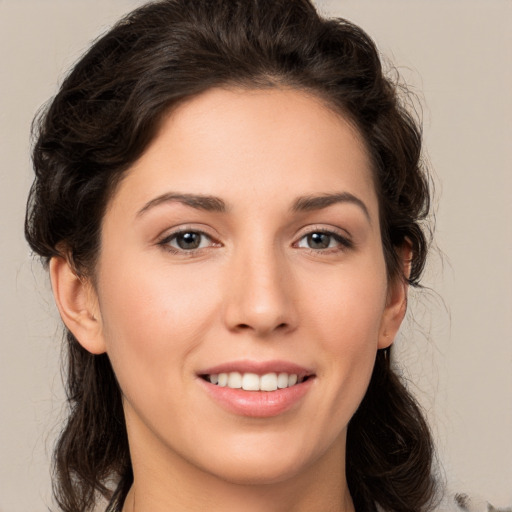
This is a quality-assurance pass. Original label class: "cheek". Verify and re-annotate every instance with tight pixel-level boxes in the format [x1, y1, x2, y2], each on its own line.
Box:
[304, 259, 387, 400]
[95, 254, 221, 390]
[316, 293, 383, 388]
[307, 258, 388, 344]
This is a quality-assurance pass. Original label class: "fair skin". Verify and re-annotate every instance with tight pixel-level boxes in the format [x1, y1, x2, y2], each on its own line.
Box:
[50, 88, 408, 512]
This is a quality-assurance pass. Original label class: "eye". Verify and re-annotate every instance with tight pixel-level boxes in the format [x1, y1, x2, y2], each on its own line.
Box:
[296, 231, 351, 251]
[160, 230, 215, 252]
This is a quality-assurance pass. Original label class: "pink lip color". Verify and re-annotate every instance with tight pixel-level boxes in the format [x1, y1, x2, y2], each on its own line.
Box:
[197, 360, 315, 418]
[198, 378, 313, 418]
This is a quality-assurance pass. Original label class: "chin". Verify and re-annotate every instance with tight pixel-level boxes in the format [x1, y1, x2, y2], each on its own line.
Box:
[187, 429, 343, 487]
[202, 455, 310, 486]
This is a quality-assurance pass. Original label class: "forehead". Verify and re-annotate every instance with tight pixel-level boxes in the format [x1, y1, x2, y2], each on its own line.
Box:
[110, 87, 377, 218]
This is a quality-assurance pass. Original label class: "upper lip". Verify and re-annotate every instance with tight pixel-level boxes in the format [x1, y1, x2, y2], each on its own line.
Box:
[198, 360, 315, 378]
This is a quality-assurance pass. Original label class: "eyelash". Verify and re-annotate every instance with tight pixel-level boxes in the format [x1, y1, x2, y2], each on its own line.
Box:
[158, 229, 219, 255]
[157, 227, 353, 255]
[294, 228, 353, 254]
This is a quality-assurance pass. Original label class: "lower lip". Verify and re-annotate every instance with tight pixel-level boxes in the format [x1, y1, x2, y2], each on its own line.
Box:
[198, 378, 314, 418]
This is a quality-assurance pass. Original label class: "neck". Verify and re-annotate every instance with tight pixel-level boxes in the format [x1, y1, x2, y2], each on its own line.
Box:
[123, 473, 354, 512]
[121, 402, 355, 512]
[122, 437, 354, 512]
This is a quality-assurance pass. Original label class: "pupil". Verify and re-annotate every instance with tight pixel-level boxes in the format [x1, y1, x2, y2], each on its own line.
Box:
[308, 232, 330, 249]
[177, 232, 200, 249]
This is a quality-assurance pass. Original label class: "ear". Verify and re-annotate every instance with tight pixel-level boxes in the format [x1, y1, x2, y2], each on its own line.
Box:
[378, 243, 412, 349]
[49, 256, 106, 355]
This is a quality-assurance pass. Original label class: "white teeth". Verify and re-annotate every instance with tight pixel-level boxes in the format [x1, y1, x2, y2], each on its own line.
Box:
[277, 372, 288, 389]
[228, 372, 242, 388]
[260, 373, 278, 391]
[208, 372, 301, 391]
[242, 372, 260, 391]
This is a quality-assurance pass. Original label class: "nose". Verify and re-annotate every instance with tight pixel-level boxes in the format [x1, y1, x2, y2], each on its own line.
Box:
[222, 243, 298, 337]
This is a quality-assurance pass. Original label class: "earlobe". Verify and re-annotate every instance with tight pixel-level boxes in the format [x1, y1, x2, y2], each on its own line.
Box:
[49, 256, 106, 355]
[378, 280, 408, 349]
[378, 244, 412, 349]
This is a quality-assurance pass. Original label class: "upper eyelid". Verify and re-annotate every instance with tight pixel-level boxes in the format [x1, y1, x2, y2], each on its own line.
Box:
[161, 230, 212, 243]
[295, 224, 352, 239]
[293, 225, 354, 250]
[157, 225, 218, 242]
[157, 229, 221, 255]
[155, 224, 353, 245]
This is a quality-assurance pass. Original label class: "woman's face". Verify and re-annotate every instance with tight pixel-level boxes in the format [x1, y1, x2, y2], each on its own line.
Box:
[83, 88, 404, 487]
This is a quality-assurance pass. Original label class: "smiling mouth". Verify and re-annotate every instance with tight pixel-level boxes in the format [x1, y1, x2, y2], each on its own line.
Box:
[200, 372, 312, 391]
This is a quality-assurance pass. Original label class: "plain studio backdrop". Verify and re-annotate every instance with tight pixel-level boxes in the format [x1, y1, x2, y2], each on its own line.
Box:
[0, 1, 510, 510]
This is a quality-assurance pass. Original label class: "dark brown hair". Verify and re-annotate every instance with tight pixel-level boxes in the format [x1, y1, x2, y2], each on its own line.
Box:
[25, 1, 437, 511]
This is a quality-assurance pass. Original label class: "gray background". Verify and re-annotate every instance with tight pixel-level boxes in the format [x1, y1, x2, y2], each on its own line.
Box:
[1, 1, 511, 510]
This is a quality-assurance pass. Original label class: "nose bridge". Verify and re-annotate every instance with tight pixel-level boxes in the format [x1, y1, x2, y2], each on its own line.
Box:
[223, 232, 296, 336]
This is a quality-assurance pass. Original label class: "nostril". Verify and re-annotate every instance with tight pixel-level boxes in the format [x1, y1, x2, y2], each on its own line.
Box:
[243, 322, 288, 328]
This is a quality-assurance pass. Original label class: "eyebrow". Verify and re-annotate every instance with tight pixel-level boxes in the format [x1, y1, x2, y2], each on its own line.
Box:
[137, 192, 227, 217]
[292, 192, 371, 222]
[136, 190, 370, 222]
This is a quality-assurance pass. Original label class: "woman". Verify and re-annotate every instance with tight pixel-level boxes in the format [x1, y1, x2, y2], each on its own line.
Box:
[25, 0, 446, 511]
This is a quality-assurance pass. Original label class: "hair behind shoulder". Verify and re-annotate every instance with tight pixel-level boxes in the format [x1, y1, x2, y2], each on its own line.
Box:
[26, 1, 438, 510]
